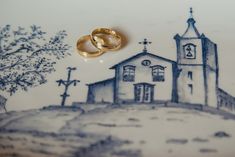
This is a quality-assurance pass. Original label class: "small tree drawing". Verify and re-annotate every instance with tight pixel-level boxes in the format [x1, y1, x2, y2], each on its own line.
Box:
[0, 25, 70, 111]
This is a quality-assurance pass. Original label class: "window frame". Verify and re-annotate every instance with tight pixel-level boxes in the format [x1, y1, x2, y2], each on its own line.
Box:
[188, 71, 193, 80]
[122, 65, 136, 82]
[151, 65, 165, 82]
[183, 43, 196, 59]
[188, 84, 193, 94]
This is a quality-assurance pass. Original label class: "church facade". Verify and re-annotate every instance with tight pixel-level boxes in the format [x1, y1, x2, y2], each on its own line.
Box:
[86, 10, 220, 108]
[87, 52, 178, 104]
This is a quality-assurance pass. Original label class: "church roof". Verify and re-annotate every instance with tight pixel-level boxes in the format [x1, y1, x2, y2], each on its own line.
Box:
[182, 8, 201, 38]
[86, 77, 115, 86]
[110, 52, 176, 69]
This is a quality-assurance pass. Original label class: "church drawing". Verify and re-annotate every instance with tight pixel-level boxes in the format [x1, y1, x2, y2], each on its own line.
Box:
[86, 9, 235, 110]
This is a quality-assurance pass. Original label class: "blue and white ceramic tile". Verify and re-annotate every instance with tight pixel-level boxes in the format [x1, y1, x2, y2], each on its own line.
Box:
[1, 0, 235, 157]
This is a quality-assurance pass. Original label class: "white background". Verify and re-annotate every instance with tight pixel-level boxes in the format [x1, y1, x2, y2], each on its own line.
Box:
[0, 0, 235, 111]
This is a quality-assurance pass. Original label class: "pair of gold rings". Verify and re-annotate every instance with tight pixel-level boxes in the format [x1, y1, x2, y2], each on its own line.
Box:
[76, 28, 122, 57]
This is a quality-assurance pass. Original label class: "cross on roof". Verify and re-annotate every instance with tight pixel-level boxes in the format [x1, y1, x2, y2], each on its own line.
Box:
[139, 38, 152, 52]
[190, 7, 193, 18]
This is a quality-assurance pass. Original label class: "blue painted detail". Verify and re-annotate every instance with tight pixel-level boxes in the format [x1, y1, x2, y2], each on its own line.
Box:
[87, 38, 177, 105]
[202, 36, 219, 106]
[123, 65, 136, 82]
[174, 8, 220, 107]
[0, 95, 7, 112]
[171, 63, 178, 103]
[114, 68, 119, 104]
[56, 67, 80, 106]
[110, 52, 176, 69]
[87, 78, 115, 104]
[182, 8, 200, 38]
[87, 78, 115, 86]
[183, 43, 196, 59]
[0, 25, 70, 96]
[141, 59, 151, 66]
[83, 8, 234, 113]
[150, 65, 165, 82]
[177, 64, 203, 66]
[139, 38, 152, 53]
[188, 71, 193, 80]
[134, 83, 154, 103]
[217, 88, 235, 110]
[188, 84, 193, 94]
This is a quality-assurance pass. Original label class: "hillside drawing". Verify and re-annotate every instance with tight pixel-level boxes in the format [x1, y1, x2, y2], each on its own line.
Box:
[1, 8, 235, 157]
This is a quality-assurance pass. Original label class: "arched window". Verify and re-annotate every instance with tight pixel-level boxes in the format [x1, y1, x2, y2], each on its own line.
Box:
[123, 65, 136, 82]
[151, 65, 165, 82]
[183, 43, 196, 59]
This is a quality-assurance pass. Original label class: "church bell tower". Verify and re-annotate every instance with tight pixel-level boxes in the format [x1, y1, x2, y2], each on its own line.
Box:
[174, 8, 219, 107]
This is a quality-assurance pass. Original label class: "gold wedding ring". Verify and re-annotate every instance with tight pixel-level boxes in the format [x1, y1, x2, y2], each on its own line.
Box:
[76, 35, 105, 58]
[76, 28, 122, 58]
[91, 28, 122, 51]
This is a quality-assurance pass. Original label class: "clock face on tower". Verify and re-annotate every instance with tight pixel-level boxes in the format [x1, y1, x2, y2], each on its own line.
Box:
[183, 43, 196, 59]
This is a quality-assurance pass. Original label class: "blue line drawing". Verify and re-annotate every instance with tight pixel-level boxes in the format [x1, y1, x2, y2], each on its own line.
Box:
[0, 95, 7, 112]
[86, 8, 235, 113]
[1, 8, 235, 157]
[174, 7, 219, 107]
[0, 25, 70, 112]
[86, 38, 179, 105]
[56, 67, 80, 106]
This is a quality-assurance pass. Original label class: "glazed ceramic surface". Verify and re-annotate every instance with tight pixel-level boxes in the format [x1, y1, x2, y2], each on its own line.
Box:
[0, 0, 235, 157]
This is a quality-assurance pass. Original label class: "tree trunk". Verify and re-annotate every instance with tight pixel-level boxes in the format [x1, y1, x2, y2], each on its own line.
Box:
[4, 105, 7, 113]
